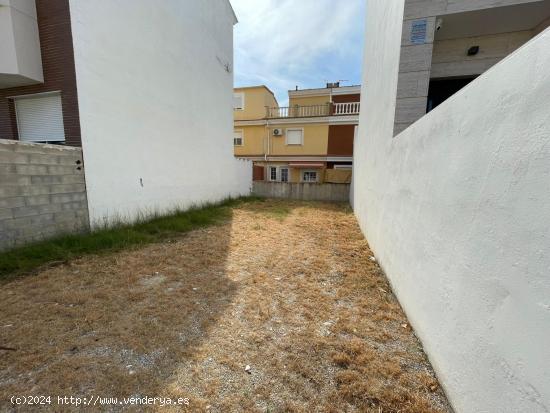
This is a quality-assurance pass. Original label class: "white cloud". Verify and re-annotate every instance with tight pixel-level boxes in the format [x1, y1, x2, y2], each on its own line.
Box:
[231, 0, 365, 105]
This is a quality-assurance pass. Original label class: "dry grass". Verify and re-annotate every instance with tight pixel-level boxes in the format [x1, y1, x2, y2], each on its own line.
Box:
[0, 199, 451, 412]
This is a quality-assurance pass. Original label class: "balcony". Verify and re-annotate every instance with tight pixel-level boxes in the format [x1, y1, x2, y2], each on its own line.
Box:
[0, 1, 44, 88]
[266, 102, 360, 119]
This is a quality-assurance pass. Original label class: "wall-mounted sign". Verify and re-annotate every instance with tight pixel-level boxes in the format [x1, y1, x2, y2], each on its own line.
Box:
[410, 19, 428, 44]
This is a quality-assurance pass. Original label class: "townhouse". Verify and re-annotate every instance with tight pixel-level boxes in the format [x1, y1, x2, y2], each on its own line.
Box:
[233, 83, 360, 183]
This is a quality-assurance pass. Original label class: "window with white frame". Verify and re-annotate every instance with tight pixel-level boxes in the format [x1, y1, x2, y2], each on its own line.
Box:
[269, 166, 278, 181]
[233, 130, 243, 146]
[280, 167, 289, 182]
[286, 128, 303, 145]
[14, 93, 65, 144]
[233, 92, 244, 110]
[302, 170, 318, 182]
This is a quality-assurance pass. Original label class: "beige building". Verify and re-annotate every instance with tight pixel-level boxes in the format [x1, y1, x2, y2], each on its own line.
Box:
[233, 83, 360, 183]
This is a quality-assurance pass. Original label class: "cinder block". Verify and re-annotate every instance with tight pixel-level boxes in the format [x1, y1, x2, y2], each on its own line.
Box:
[0, 197, 25, 209]
[49, 183, 86, 195]
[56, 155, 83, 166]
[51, 192, 86, 204]
[0, 208, 14, 220]
[28, 213, 56, 226]
[0, 175, 32, 186]
[40, 204, 65, 214]
[0, 142, 17, 153]
[31, 175, 63, 185]
[0, 186, 22, 198]
[15, 164, 48, 175]
[11, 143, 82, 157]
[24, 194, 51, 207]
[28, 153, 82, 166]
[61, 201, 87, 211]
[18, 186, 52, 197]
[0, 164, 16, 174]
[28, 154, 63, 166]
[0, 152, 29, 165]
[60, 174, 85, 184]
[13, 205, 43, 218]
[47, 165, 81, 175]
[54, 210, 78, 222]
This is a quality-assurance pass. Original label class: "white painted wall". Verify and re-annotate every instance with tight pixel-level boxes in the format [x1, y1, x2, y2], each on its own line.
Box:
[354, 1, 550, 411]
[68, 0, 251, 225]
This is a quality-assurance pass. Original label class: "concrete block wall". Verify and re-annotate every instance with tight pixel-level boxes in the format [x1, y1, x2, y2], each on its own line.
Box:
[0, 139, 89, 250]
[253, 182, 350, 202]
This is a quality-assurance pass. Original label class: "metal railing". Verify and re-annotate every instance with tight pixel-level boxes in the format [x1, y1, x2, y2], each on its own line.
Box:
[265, 102, 360, 118]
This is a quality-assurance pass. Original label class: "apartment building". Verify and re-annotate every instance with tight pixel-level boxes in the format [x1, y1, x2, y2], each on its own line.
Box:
[395, 0, 550, 135]
[233, 83, 360, 183]
[0, 0, 251, 229]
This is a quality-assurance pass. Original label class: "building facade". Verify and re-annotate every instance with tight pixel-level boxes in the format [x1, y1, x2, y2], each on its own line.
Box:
[1, 0, 251, 230]
[233, 83, 359, 183]
[395, 0, 550, 135]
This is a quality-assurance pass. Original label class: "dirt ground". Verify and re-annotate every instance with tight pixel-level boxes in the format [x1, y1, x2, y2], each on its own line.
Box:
[0, 200, 451, 412]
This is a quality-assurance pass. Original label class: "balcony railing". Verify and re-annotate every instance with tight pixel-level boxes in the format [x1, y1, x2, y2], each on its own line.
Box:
[266, 102, 360, 119]
[333, 102, 360, 115]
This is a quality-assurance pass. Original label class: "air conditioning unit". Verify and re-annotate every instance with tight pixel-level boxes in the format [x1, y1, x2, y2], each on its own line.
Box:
[273, 128, 283, 136]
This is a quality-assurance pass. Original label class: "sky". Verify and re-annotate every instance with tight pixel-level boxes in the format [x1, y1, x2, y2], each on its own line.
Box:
[230, 0, 366, 106]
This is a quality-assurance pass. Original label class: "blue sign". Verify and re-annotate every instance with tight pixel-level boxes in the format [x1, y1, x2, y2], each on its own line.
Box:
[410, 19, 428, 44]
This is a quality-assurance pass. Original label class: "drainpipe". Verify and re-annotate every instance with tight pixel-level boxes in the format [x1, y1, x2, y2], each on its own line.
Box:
[265, 119, 270, 162]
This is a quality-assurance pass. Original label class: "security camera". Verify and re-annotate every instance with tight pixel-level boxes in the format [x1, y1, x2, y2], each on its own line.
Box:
[436, 18, 443, 31]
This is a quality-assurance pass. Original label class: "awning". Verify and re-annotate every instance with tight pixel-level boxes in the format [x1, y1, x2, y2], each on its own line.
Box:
[288, 162, 324, 168]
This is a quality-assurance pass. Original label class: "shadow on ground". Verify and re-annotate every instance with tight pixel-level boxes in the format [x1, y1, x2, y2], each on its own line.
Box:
[0, 213, 237, 410]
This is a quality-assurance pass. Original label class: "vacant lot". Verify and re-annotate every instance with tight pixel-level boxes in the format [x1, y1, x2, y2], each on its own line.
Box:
[0, 200, 450, 412]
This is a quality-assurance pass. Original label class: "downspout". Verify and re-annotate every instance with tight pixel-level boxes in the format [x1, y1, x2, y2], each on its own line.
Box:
[265, 119, 270, 162]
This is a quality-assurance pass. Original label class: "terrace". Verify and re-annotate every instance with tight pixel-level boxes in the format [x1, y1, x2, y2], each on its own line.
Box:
[266, 101, 360, 118]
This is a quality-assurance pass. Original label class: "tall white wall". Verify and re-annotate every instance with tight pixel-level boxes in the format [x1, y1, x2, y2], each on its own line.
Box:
[68, 0, 251, 225]
[354, 1, 550, 411]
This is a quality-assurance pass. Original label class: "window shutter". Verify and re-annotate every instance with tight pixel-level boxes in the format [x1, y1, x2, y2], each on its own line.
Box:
[233, 93, 244, 110]
[286, 129, 303, 145]
[15, 94, 65, 143]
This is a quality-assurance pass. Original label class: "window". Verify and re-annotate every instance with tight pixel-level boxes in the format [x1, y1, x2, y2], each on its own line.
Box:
[233, 92, 244, 110]
[302, 171, 318, 182]
[280, 168, 289, 182]
[286, 128, 303, 145]
[233, 130, 243, 146]
[269, 166, 278, 181]
[14, 93, 65, 143]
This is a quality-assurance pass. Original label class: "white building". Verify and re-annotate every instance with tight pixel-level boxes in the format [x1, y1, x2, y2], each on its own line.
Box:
[354, 0, 550, 412]
[0, 0, 251, 227]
